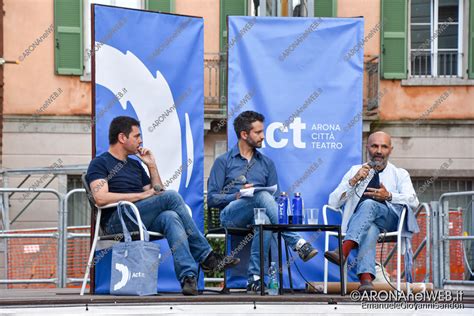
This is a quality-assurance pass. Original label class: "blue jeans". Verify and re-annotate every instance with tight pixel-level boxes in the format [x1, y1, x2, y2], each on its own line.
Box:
[344, 199, 399, 278]
[105, 190, 212, 283]
[220, 191, 301, 278]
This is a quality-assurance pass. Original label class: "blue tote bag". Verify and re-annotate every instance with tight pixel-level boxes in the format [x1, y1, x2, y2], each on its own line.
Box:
[109, 202, 161, 296]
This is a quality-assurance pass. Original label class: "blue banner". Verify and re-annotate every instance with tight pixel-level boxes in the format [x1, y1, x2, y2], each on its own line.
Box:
[227, 16, 364, 288]
[93, 5, 204, 292]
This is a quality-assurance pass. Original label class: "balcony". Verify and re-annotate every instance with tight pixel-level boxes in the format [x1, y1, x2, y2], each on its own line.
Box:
[203, 53, 380, 129]
[410, 51, 462, 78]
[204, 53, 227, 123]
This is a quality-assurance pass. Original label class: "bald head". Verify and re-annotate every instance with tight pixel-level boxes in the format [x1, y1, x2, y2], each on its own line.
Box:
[367, 131, 393, 170]
[368, 131, 392, 147]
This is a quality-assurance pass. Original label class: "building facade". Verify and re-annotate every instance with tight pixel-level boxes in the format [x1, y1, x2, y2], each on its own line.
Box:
[1, 0, 473, 230]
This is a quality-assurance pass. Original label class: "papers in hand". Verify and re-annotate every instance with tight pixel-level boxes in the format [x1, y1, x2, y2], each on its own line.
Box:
[239, 184, 278, 198]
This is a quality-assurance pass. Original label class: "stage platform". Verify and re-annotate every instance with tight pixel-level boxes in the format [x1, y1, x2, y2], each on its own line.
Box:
[0, 288, 473, 315]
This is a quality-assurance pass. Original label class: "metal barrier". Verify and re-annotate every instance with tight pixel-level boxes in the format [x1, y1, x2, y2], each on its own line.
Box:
[435, 191, 474, 289]
[0, 188, 64, 287]
[0, 165, 87, 288]
[381, 203, 431, 282]
[64, 188, 90, 285]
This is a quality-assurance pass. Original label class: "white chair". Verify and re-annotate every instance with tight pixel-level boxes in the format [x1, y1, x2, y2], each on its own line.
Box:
[322, 204, 407, 293]
[80, 174, 163, 296]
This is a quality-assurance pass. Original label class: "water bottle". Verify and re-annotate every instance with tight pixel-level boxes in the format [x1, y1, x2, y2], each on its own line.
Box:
[292, 192, 303, 224]
[268, 262, 279, 295]
[277, 192, 289, 224]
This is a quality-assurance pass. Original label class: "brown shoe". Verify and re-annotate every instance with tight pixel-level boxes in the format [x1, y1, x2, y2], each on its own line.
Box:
[358, 280, 374, 293]
[324, 248, 347, 266]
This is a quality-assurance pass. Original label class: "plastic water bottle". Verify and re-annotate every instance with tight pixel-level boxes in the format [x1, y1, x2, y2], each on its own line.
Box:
[268, 262, 279, 295]
[292, 192, 303, 224]
[278, 192, 289, 224]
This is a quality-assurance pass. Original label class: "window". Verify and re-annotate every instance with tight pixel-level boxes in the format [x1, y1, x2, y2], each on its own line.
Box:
[249, 0, 336, 18]
[54, 0, 173, 77]
[410, 0, 463, 78]
[413, 177, 473, 205]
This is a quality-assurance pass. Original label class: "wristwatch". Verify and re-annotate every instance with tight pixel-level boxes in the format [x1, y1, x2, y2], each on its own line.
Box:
[387, 192, 392, 201]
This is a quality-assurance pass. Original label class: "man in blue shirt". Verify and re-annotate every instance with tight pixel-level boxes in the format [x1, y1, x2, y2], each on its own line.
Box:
[86, 116, 239, 296]
[207, 111, 318, 292]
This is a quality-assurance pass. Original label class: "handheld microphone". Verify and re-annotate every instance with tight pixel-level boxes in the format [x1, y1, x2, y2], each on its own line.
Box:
[153, 184, 163, 192]
[367, 160, 377, 169]
[236, 175, 247, 184]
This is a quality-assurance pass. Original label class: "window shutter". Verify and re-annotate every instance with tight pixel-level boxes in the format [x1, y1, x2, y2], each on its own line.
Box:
[220, 0, 247, 52]
[469, 0, 474, 78]
[380, 0, 407, 79]
[54, 0, 83, 75]
[314, 0, 337, 17]
[146, 0, 174, 12]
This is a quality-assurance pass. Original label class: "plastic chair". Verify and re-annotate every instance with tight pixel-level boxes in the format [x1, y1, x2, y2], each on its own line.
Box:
[80, 173, 164, 295]
[322, 204, 407, 293]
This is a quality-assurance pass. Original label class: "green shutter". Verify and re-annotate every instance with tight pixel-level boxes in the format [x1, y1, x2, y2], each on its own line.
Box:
[146, 0, 174, 12]
[469, 0, 474, 78]
[380, 0, 407, 79]
[220, 0, 247, 52]
[54, 0, 83, 75]
[314, 0, 337, 17]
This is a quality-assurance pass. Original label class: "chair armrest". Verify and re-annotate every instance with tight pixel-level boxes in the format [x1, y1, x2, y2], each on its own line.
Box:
[97, 202, 119, 209]
[98, 201, 146, 241]
[396, 206, 407, 234]
[322, 204, 343, 225]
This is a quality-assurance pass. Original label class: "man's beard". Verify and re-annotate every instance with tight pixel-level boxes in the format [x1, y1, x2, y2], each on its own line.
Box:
[245, 137, 262, 149]
[370, 154, 387, 168]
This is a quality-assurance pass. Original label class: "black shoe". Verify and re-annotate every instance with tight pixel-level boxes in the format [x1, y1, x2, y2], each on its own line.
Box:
[358, 280, 374, 293]
[246, 279, 266, 294]
[324, 248, 347, 266]
[201, 251, 240, 273]
[297, 242, 318, 262]
[181, 276, 198, 296]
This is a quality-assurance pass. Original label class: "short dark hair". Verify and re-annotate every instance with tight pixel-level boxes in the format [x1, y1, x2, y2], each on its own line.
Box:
[109, 116, 140, 145]
[233, 111, 265, 139]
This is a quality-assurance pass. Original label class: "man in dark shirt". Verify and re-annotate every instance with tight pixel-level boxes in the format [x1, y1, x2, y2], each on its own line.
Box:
[86, 116, 239, 295]
[207, 111, 318, 293]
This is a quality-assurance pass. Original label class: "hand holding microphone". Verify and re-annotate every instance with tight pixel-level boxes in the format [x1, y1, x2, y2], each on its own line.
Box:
[235, 175, 253, 199]
[349, 163, 373, 187]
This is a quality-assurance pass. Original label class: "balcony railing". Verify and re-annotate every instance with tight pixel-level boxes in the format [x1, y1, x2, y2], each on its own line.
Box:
[204, 53, 380, 120]
[410, 51, 461, 78]
[365, 56, 380, 112]
[204, 53, 227, 119]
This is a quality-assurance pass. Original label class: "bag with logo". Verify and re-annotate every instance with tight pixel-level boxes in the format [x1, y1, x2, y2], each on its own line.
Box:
[110, 202, 160, 296]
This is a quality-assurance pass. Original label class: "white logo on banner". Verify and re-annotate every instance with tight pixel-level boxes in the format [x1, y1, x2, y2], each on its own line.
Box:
[113, 263, 130, 291]
[263, 117, 343, 150]
[96, 43, 194, 190]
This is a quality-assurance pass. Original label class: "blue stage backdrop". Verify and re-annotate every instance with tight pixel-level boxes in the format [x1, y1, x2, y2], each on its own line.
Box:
[93, 5, 204, 292]
[226, 16, 364, 289]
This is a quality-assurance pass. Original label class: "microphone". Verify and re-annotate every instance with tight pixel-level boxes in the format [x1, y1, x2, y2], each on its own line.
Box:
[236, 175, 247, 184]
[355, 159, 377, 187]
[153, 184, 163, 192]
[367, 160, 377, 169]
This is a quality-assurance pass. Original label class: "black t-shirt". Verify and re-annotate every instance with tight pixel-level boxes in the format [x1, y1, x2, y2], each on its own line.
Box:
[86, 152, 151, 194]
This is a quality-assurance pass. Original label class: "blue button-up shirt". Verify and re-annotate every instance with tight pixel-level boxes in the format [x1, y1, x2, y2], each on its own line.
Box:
[207, 144, 279, 209]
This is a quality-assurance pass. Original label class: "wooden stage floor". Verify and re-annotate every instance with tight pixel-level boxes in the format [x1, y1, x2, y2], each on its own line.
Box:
[0, 288, 354, 306]
[1, 288, 474, 307]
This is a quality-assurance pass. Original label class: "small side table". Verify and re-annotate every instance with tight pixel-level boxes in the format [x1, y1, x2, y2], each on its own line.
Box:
[255, 224, 345, 296]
